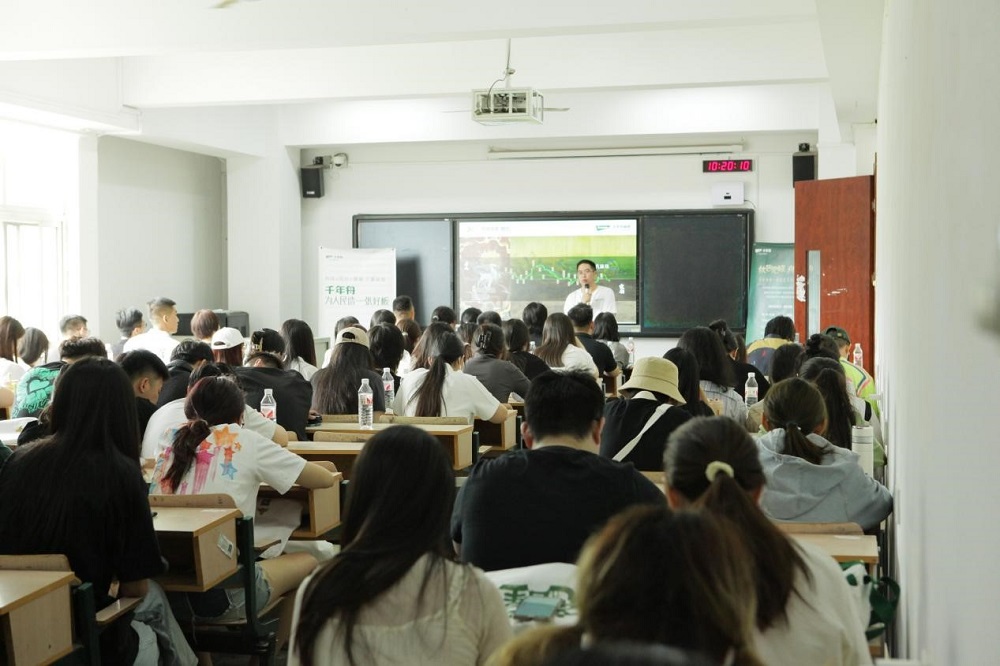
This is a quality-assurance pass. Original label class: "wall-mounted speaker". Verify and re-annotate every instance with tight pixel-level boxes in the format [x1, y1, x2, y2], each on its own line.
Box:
[793, 154, 817, 183]
[301, 167, 325, 198]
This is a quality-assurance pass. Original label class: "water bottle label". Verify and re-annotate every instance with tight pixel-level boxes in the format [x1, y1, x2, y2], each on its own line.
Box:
[384, 382, 393, 394]
[261, 407, 276, 421]
[361, 395, 373, 407]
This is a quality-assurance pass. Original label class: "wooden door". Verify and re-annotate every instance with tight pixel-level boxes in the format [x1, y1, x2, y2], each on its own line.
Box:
[794, 176, 875, 372]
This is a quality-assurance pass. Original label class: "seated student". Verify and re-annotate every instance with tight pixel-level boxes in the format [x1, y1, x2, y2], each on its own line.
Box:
[111, 307, 145, 359]
[369, 309, 395, 330]
[803, 332, 842, 362]
[451, 371, 662, 571]
[190, 308, 220, 344]
[250, 327, 285, 358]
[677, 327, 747, 424]
[13, 336, 107, 419]
[143, 363, 288, 459]
[289, 426, 512, 665]
[0, 358, 197, 665]
[662, 348, 715, 418]
[463, 323, 531, 403]
[0, 316, 25, 388]
[123, 297, 180, 363]
[409, 322, 454, 373]
[118, 349, 169, 438]
[369, 323, 406, 393]
[476, 310, 503, 327]
[211, 326, 245, 365]
[17, 326, 49, 370]
[460, 307, 482, 326]
[756, 378, 892, 531]
[430, 305, 458, 329]
[149, 376, 336, 635]
[502, 318, 550, 381]
[281, 319, 320, 381]
[489, 506, 762, 666]
[58, 313, 89, 340]
[567, 304, 621, 381]
[746, 342, 803, 433]
[592, 312, 629, 371]
[393, 295, 416, 324]
[823, 325, 881, 418]
[599, 357, 692, 471]
[311, 327, 386, 416]
[394, 330, 507, 423]
[664, 416, 873, 666]
[521, 301, 547, 348]
[320, 316, 362, 369]
[534, 313, 599, 379]
[235, 350, 315, 440]
[746, 315, 796, 379]
[158, 340, 215, 407]
[799, 356, 885, 460]
[455, 321, 478, 363]
[709, 319, 769, 401]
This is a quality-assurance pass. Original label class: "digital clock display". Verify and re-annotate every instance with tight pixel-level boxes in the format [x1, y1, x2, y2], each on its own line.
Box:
[703, 159, 754, 173]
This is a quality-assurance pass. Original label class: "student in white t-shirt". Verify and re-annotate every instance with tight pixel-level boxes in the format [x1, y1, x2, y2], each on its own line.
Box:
[533, 313, 599, 379]
[393, 330, 509, 424]
[149, 375, 336, 627]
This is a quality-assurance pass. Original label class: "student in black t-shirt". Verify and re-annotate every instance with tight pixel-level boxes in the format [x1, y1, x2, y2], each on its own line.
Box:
[118, 349, 169, 438]
[568, 303, 621, 382]
[600, 357, 692, 471]
[0, 357, 195, 665]
[502, 318, 550, 381]
[451, 370, 663, 571]
[158, 340, 214, 407]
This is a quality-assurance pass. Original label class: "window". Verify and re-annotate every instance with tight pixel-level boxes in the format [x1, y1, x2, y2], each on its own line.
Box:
[1, 210, 64, 334]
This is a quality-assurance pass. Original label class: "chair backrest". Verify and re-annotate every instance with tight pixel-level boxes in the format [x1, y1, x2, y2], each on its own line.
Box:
[149, 493, 238, 511]
[775, 521, 863, 535]
[385, 415, 470, 425]
[313, 431, 370, 443]
[322, 414, 358, 423]
[0, 553, 72, 572]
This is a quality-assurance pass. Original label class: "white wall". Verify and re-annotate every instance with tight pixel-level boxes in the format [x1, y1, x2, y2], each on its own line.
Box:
[877, 0, 1000, 661]
[300, 133, 811, 354]
[96, 137, 226, 339]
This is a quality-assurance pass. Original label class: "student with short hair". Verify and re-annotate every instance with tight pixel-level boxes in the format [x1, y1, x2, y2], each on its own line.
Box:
[118, 349, 169, 437]
[451, 370, 662, 571]
[664, 416, 873, 666]
[190, 308, 220, 343]
[824, 325, 880, 418]
[393, 295, 416, 323]
[58, 313, 89, 340]
[567, 304, 620, 379]
[368, 309, 395, 329]
[534, 313, 599, 379]
[16, 327, 49, 369]
[123, 297, 180, 363]
[463, 323, 531, 403]
[0, 358, 197, 665]
[757, 377, 892, 531]
[476, 310, 503, 327]
[746, 315, 796, 378]
[282, 319, 319, 381]
[460, 307, 482, 326]
[157, 340, 215, 407]
[235, 342, 315, 440]
[290, 426, 512, 666]
[111, 307, 145, 359]
[393, 330, 507, 423]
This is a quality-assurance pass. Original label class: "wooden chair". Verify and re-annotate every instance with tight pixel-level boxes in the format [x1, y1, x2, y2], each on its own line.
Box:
[775, 521, 864, 535]
[149, 494, 282, 665]
[382, 415, 470, 425]
[0, 554, 140, 666]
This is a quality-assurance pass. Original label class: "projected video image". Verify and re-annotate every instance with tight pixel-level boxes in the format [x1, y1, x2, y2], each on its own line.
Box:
[457, 220, 638, 324]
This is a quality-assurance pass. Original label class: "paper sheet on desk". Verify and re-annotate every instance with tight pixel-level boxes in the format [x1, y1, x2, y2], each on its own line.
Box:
[484, 562, 578, 631]
[254, 498, 302, 559]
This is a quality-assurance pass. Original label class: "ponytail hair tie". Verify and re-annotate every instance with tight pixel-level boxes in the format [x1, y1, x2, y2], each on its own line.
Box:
[705, 460, 735, 482]
[785, 421, 799, 431]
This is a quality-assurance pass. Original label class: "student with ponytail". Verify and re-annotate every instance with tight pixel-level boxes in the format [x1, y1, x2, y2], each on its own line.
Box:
[150, 376, 336, 625]
[665, 416, 874, 666]
[755, 378, 892, 531]
[393, 329, 510, 423]
[799, 356, 886, 459]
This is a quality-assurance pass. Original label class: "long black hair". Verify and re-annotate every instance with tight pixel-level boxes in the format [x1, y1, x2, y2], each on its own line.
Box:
[411, 332, 466, 417]
[163, 376, 245, 492]
[281, 319, 318, 368]
[293, 426, 457, 665]
[798, 358, 856, 450]
[677, 327, 736, 388]
[663, 348, 714, 417]
[665, 417, 809, 631]
[311, 343, 377, 415]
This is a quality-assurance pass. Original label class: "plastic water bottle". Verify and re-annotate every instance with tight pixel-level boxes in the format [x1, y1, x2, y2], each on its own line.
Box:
[381, 368, 395, 414]
[260, 388, 277, 422]
[853, 343, 864, 368]
[744, 375, 759, 406]
[529, 340, 536, 353]
[625, 337, 636, 368]
[358, 378, 374, 429]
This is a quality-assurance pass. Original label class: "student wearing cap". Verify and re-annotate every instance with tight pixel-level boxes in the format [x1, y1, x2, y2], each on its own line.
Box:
[599, 357, 693, 471]
[311, 326, 386, 417]
[211, 326, 246, 365]
[824, 325, 880, 418]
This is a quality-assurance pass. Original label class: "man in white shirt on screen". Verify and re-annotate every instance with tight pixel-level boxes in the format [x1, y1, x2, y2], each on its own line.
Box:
[563, 259, 617, 316]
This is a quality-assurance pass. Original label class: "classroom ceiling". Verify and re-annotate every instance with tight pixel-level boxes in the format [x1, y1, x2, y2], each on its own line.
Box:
[0, 0, 883, 153]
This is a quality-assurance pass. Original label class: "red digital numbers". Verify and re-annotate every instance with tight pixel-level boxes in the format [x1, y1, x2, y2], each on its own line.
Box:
[703, 159, 753, 173]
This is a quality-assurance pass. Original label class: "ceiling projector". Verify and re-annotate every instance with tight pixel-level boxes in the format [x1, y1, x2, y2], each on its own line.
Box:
[472, 88, 544, 125]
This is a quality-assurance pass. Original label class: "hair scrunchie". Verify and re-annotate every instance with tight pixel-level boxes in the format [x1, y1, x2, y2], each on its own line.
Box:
[785, 421, 799, 431]
[705, 460, 735, 483]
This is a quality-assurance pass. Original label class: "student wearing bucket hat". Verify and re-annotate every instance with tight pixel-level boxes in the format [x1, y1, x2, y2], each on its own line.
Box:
[599, 357, 693, 471]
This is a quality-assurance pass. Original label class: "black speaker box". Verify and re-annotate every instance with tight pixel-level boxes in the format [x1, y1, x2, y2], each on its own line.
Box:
[301, 167, 325, 198]
[793, 154, 817, 183]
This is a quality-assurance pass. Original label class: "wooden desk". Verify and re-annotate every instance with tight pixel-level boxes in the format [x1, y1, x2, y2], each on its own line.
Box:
[791, 533, 879, 564]
[303, 422, 474, 470]
[475, 411, 518, 454]
[0, 570, 76, 665]
[258, 476, 342, 539]
[152, 507, 241, 592]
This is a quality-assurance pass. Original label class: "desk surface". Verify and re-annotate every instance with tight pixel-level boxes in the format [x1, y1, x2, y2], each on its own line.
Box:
[290, 441, 365, 455]
[306, 422, 472, 436]
[152, 507, 241, 535]
[0, 570, 76, 615]
[792, 533, 879, 564]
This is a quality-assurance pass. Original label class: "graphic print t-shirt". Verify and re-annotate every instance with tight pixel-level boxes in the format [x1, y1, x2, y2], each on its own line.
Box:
[12, 361, 66, 418]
